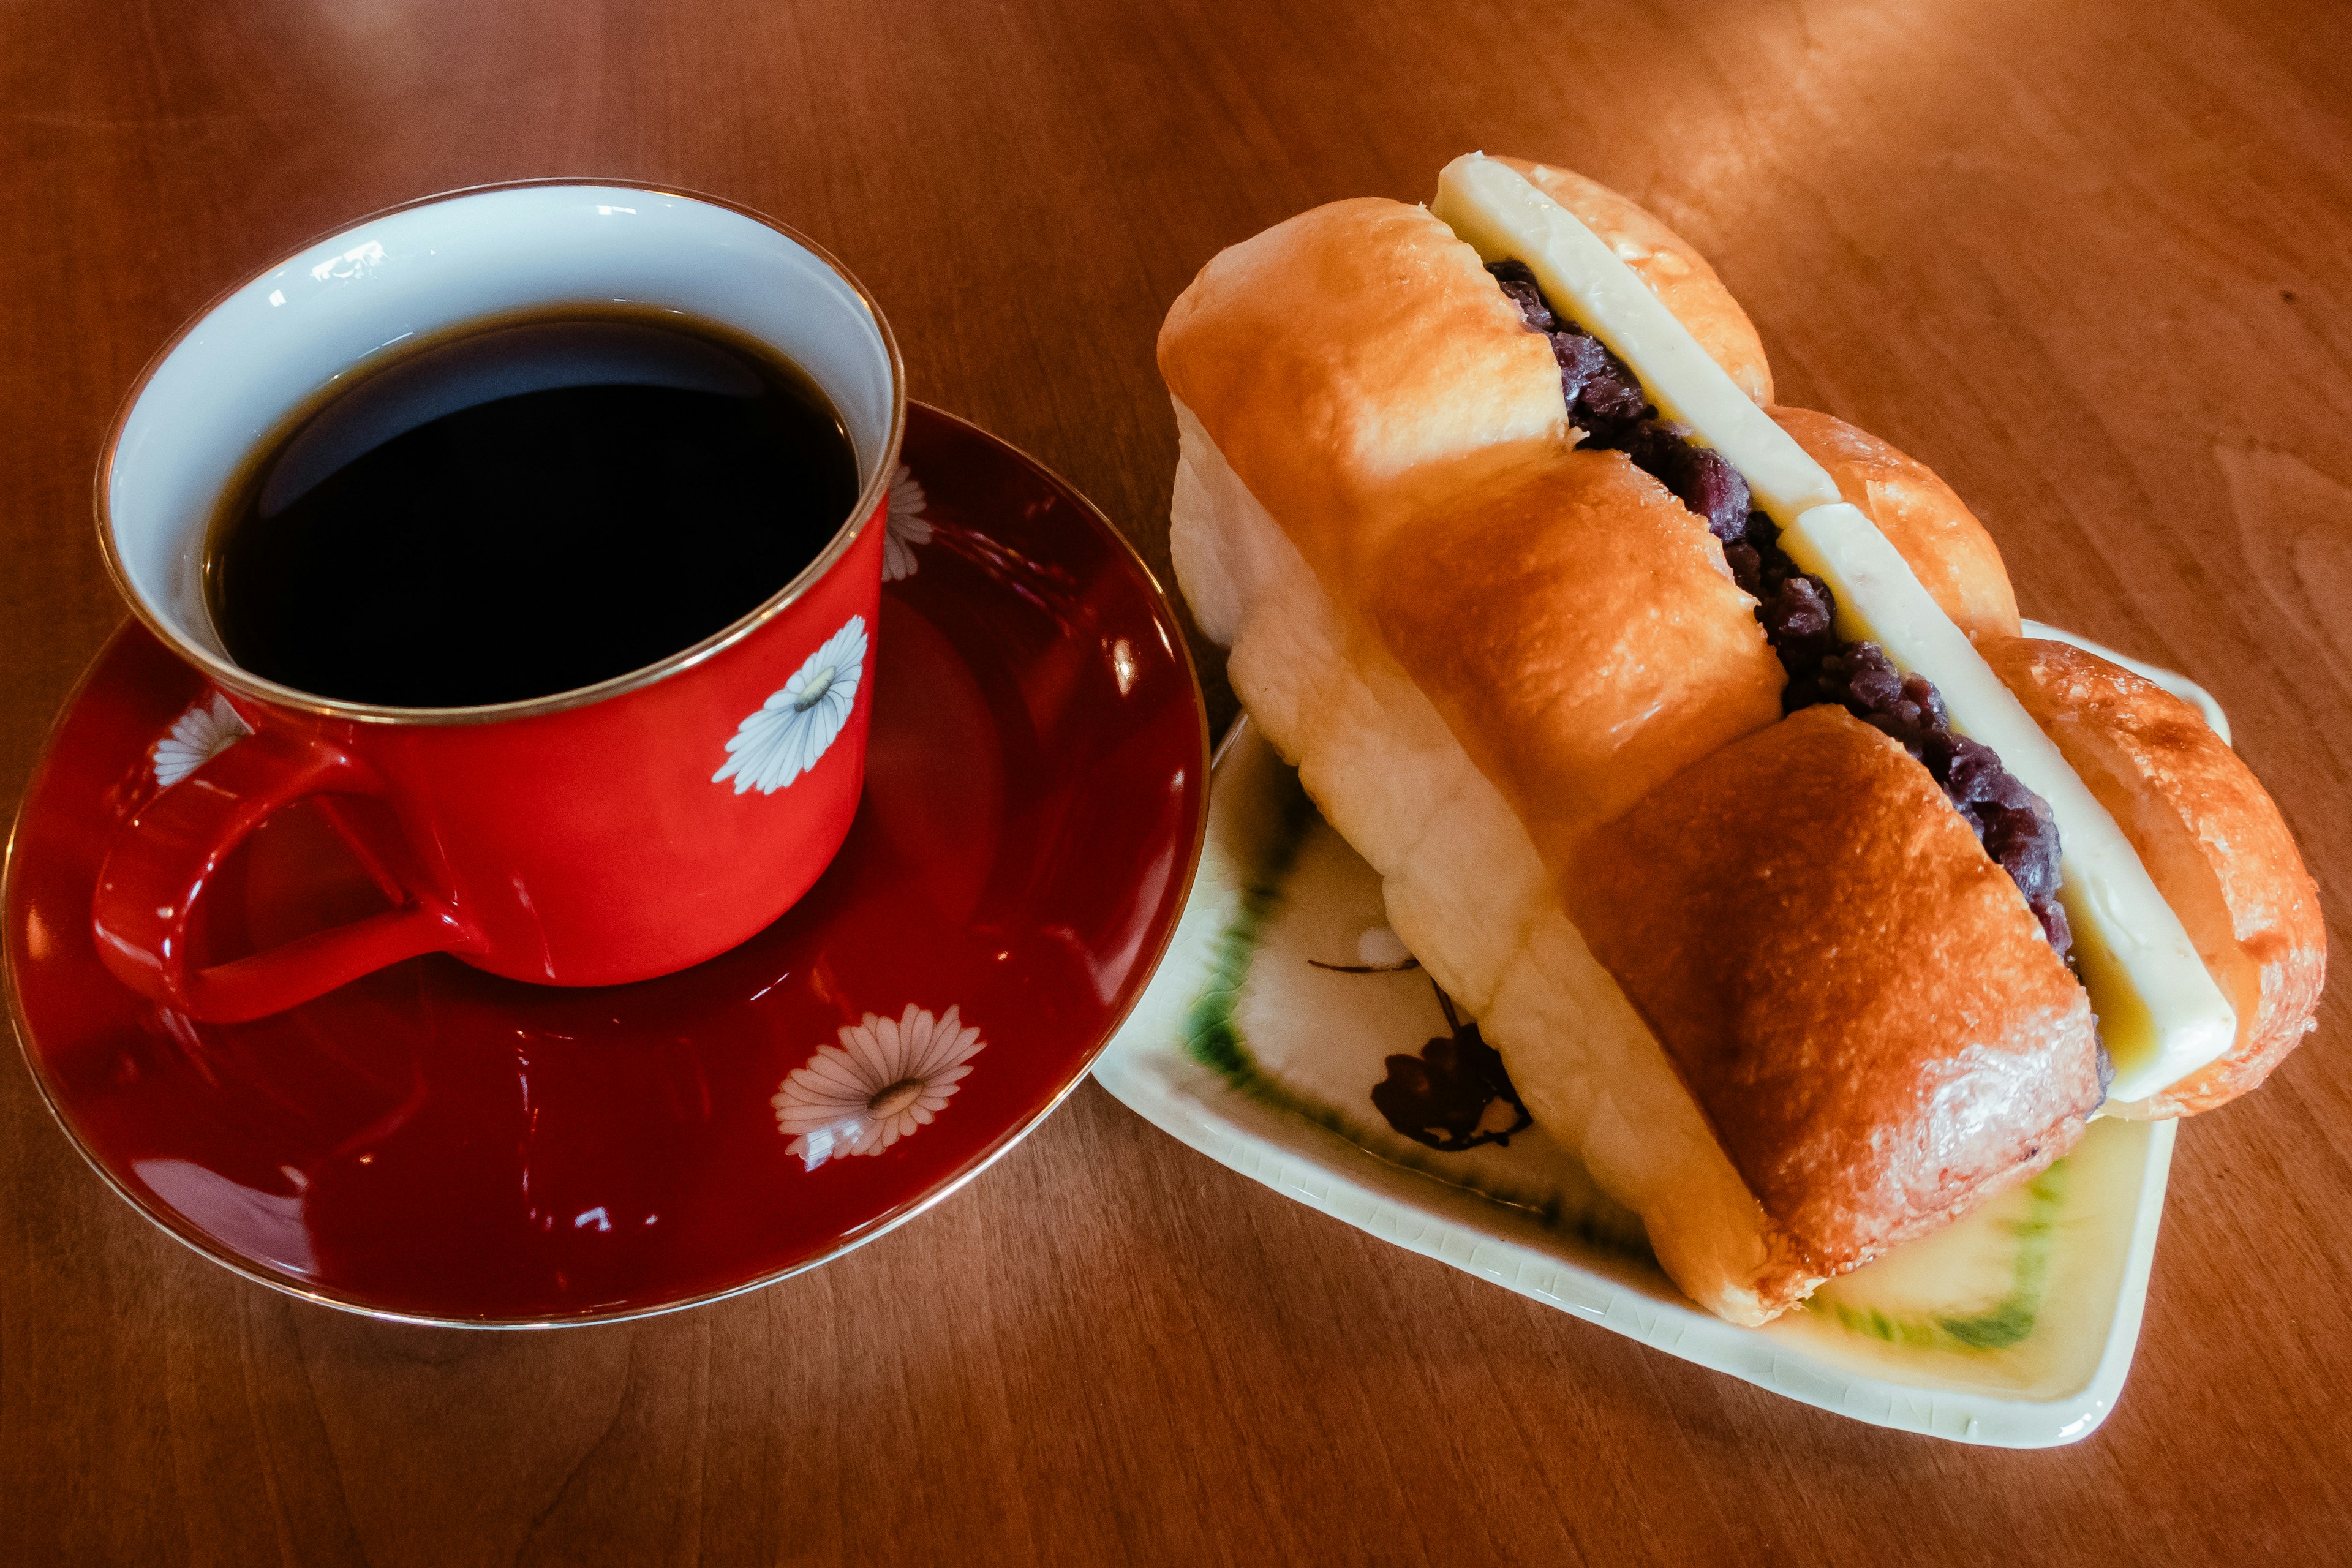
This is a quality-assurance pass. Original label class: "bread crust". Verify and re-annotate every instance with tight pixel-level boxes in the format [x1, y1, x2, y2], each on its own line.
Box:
[1568, 706, 2102, 1275]
[1363, 446, 1785, 854]
[1985, 637, 2327, 1114]
[1158, 198, 1569, 584]
[1771, 406, 2021, 641]
[1497, 158, 1774, 407]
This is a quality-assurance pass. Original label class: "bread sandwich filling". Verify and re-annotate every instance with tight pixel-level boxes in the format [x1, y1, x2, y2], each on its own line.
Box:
[1434, 151, 2237, 1104]
[1486, 255, 2075, 967]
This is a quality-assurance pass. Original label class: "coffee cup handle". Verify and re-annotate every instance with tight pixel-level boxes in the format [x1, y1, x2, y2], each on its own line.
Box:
[93, 725, 469, 1023]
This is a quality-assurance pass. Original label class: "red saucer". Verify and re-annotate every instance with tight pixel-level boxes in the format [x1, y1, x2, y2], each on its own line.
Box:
[5, 403, 1208, 1325]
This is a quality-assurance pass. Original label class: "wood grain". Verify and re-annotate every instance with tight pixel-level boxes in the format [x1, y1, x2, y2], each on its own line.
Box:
[4, 0, 2348, 1561]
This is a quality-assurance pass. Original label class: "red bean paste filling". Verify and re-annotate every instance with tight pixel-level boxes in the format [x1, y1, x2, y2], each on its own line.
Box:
[1488, 260, 2073, 963]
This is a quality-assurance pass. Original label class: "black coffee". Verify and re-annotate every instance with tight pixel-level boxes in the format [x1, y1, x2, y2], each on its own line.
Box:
[205, 307, 861, 708]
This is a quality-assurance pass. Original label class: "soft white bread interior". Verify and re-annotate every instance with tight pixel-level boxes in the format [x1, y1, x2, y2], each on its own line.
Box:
[1170, 399, 1818, 1324]
[1985, 637, 2328, 1116]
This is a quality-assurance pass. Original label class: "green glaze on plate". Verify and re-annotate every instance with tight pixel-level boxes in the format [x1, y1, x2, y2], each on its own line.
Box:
[1813, 1163, 2064, 1352]
[1178, 775, 1311, 1084]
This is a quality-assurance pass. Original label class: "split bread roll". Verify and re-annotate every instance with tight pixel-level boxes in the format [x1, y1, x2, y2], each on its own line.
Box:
[1160, 168, 2324, 1322]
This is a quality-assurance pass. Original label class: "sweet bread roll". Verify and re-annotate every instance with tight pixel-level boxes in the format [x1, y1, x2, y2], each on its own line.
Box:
[1983, 637, 2327, 1115]
[1162, 178, 2101, 1320]
[1770, 406, 2022, 642]
[1569, 705, 2101, 1278]
[1160, 154, 2321, 1325]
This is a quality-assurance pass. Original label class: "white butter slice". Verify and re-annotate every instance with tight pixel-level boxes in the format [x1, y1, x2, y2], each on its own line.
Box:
[1432, 153, 1842, 519]
[1431, 151, 2237, 1102]
[1780, 505, 2236, 1102]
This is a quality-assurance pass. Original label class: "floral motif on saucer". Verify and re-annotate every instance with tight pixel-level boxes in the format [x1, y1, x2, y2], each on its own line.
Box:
[774, 1003, 986, 1169]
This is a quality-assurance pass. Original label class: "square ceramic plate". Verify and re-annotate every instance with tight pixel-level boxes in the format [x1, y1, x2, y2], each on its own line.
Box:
[1095, 623, 2226, 1447]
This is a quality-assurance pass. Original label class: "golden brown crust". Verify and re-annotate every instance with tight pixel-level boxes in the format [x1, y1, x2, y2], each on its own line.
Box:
[1363, 446, 1784, 854]
[1568, 706, 2101, 1275]
[1984, 638, 2328, 1114]
[1157, 198, 1568, 584]
[1770, 406, 2021, 641]
[1498, 159, 1774, 407]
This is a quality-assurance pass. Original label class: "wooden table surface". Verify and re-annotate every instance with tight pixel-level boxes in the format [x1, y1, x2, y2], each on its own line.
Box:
[5, 0, 2348, 1561]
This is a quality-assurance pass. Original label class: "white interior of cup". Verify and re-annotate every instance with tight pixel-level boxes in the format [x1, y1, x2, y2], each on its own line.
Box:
[107, 185, 897, 661]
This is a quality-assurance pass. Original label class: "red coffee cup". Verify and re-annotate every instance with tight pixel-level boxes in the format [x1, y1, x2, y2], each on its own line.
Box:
[91, 183, 905, 1022]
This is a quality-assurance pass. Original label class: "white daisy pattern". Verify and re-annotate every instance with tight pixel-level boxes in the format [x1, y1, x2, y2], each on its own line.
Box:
[772, 1004, 986, 1169]
[714, 613, 869, 795]
[153, 692, 252, 788]
[881, 461, 932, 582]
